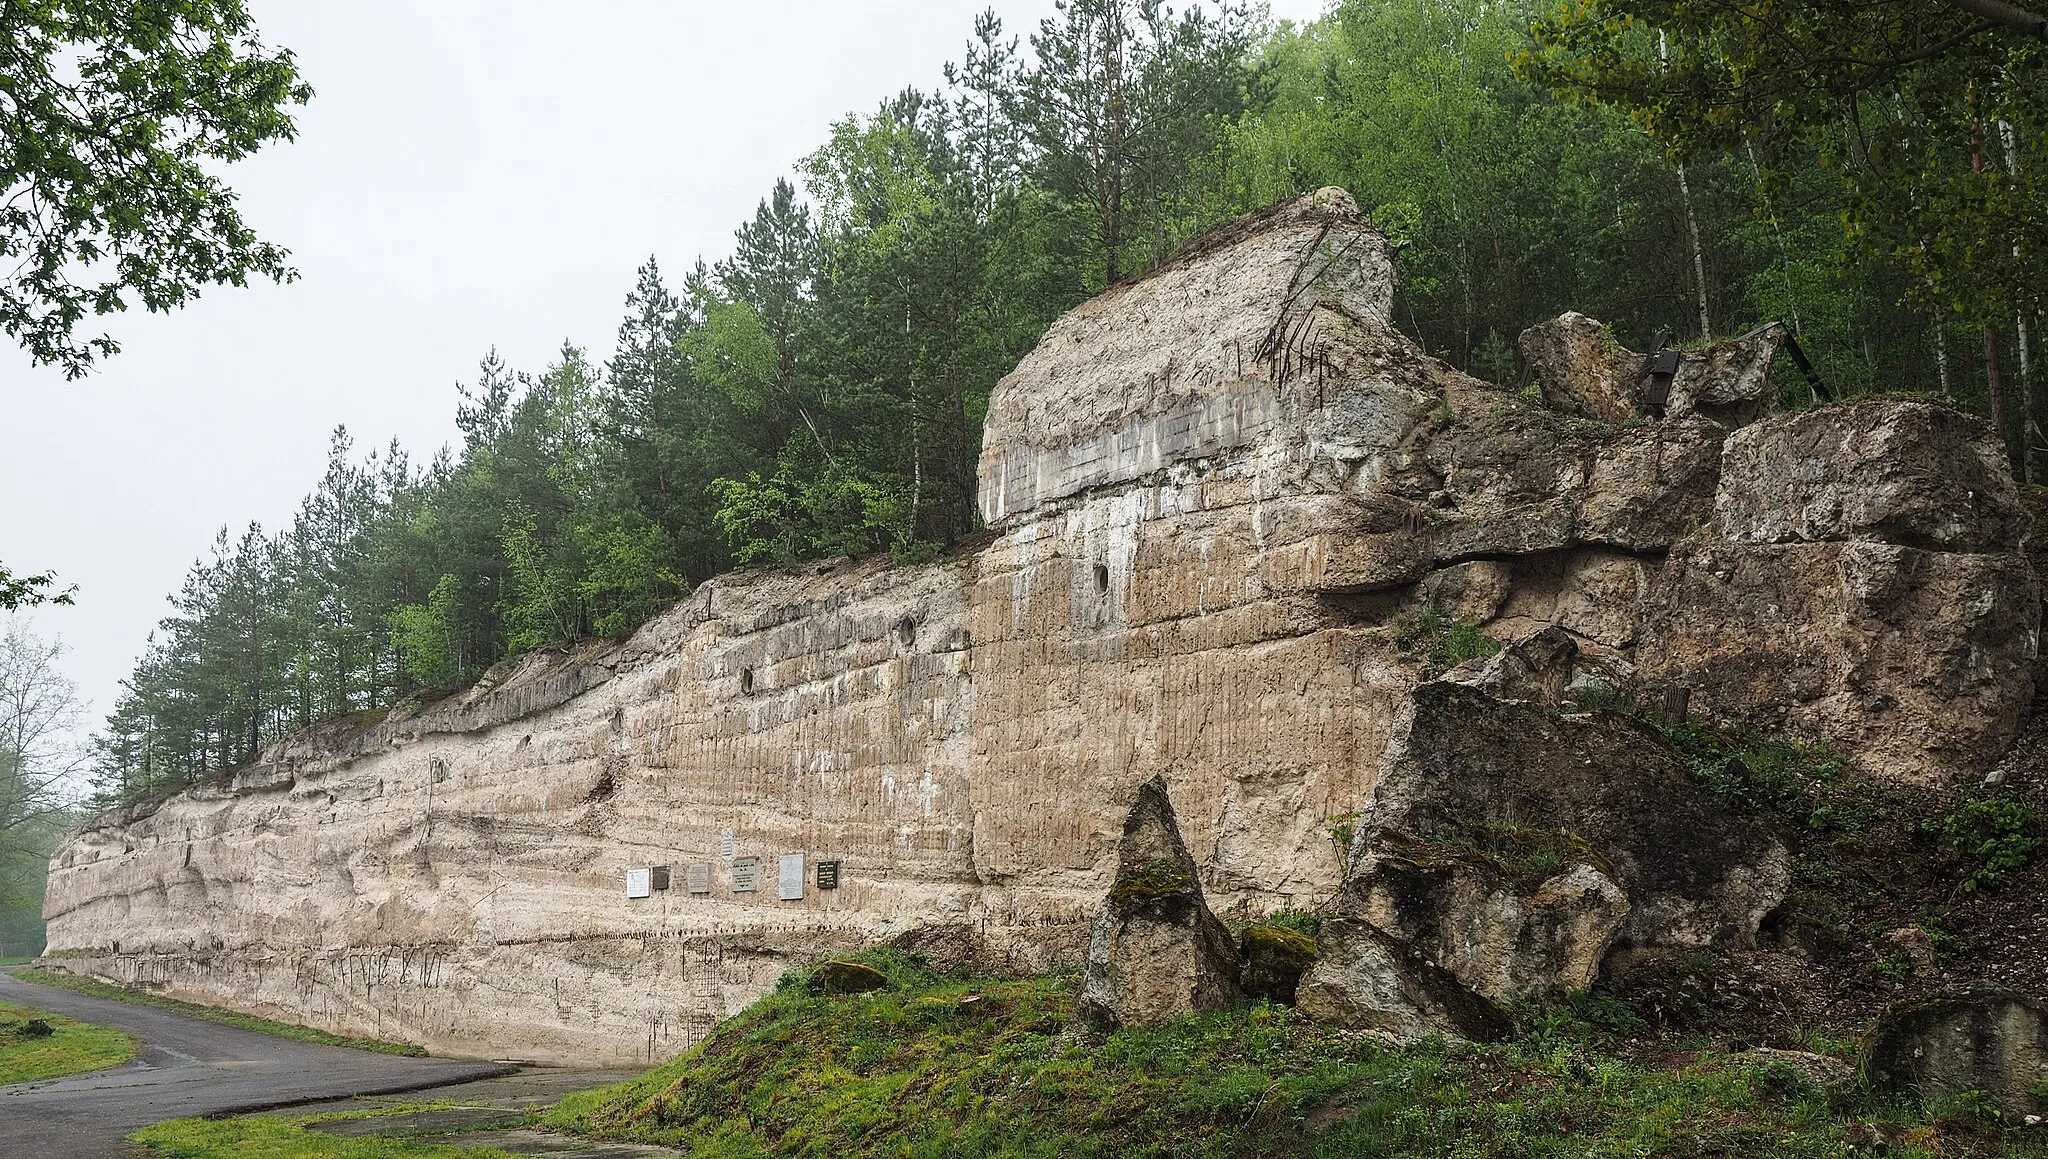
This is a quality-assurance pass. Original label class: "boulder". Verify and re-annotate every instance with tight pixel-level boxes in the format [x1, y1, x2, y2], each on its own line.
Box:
[1295, 682, 1788, 1039]
[1639, 538, 2038, 786]
[1296, 920, 1514, 1041]
[1868, 988, 2048, 1117]
[1661, 323, 1786, 426]
[1440, 625, 1580, 705]
[1078, 777, 1243, 1028]
[1518, 312, 1640, 424]
[1717, 400, 2028, 552]
[1515, 312, 1783, 429]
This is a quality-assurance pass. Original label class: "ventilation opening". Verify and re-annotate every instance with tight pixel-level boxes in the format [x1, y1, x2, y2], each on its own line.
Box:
[1093, 563, 1110, 594]
[741, 667, 756, 695]
[893, 616, 918, 649]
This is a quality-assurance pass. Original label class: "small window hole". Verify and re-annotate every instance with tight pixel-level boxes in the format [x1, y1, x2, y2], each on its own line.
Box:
[1093, 563, 1110, 594]
[740, 667, 755, 695]
[893, 616, 918, 649]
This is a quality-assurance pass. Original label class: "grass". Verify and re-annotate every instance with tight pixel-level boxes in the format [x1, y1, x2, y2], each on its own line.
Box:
[16, 967, 425, 1056]
[533, 949, 2048, 1159]
[1394, 608, 1502, 677]
[0, 997, 137, 1084]
[131, 1112, 523, 1158]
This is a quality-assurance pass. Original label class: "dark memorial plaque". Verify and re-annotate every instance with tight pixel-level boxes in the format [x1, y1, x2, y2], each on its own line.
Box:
[649, 865, 671, 891]
[816, 860, 841, 890]
[731, 856, 761, 893]
[688, 862, 711, 894]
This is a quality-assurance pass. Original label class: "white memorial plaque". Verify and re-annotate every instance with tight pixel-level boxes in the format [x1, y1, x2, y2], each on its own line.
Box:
[624, 867, 651, 899]
[778, 854, 804, 901]
[688, 862, 711, 895]
[720, 828, 735, 859]
[731, 856, 761, 893]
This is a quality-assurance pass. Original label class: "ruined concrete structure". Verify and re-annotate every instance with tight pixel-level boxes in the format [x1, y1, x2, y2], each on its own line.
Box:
[42, 189, 2039, 1065]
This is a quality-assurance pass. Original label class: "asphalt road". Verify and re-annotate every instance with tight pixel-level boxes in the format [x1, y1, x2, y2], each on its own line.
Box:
[0, 967, 516, 1158]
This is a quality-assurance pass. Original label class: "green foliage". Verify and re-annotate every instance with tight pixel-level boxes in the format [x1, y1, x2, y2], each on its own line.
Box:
[388, 574, 464, 692]
[541, 948, 2016, 1158]
[88, 0, 2048, 803]
[131, 1114, 521, 1159]
[1657, 718, 1852, 831]
[1394, 608, 1503, 676]
[0, 999, 136, 1085]
[16, 969, 423, 1055]
[0, 565, 75, 611]
[1, 0, 312, 376]
[1517, 0, 2048, 328]
[1938, 798, 2042, 892]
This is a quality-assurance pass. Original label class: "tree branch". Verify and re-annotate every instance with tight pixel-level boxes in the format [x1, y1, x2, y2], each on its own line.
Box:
[1944, 0, 2048, 40]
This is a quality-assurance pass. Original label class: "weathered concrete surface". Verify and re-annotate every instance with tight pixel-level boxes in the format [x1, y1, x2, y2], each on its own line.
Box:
[42, 190, 2040, 1063]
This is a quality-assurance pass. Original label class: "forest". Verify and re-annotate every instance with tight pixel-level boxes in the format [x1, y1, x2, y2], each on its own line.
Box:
[83, 0, 2048, 804]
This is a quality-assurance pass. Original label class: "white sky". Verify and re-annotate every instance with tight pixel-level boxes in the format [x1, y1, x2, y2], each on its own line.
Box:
[0, 1, 1329, 750]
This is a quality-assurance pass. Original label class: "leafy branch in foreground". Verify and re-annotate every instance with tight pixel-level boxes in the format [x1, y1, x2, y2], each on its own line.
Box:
[1, 0, 313, 376]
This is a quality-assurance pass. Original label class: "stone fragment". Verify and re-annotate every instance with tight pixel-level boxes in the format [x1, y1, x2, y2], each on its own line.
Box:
[1238, 923, 1318, 1006]
[810, 960, 889, 995]
[1518, 312, 1640, 423]
[1440, 625, 1580, 705]
[1661, 323, 1786, 426]
[1717, 401, 2028, 552]
[1295, 682, 1787, 1040]
[1357, 849, 1630, 1006]
[1295, 920, 1513, 1041]
[1868, 988, 2048, 1118]
[1380, 684, 1788, 955]
[1078, 777, 1243, 1028]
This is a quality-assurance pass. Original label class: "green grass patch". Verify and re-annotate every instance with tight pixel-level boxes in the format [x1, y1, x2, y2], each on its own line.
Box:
[1395, 608, 1502, 677]
[131, 1112, 521, 1158]
[16, 968, 424, 1056]
[0, 955, 38, 966]
[541, 949, 2045, 1158]
[0, 998, 137, 1084]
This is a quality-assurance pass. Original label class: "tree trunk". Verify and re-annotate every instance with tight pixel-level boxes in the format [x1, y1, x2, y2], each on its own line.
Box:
[1986, 325, 2011, 469]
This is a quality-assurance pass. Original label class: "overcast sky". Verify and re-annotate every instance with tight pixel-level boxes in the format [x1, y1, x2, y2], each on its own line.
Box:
[1, 0, 1329, 752]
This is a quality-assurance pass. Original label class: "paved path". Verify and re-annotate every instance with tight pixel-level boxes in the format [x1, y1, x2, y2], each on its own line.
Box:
[0, 967, 516, 1158]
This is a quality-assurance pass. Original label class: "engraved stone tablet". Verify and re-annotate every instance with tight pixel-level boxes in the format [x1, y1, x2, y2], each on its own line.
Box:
[730, 856, 761, 893]
[625, 867, 651, 899]
[687, 862, 711, 895]
[720, 828, 735, 859]
[815, 860, 841, 890]
[649, 865, 671, 891]
[779, 854, 804, 901]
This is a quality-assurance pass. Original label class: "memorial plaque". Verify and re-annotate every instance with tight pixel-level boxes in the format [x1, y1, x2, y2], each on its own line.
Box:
[779, 854, 805, 901]
[720, 828, 735, 859]
[687, 862, 711, 894]
[815, 860, 841, 890]
[731, 856, 761, 893]
[649, 865, 670, 891]
[624, 867, 651, 899]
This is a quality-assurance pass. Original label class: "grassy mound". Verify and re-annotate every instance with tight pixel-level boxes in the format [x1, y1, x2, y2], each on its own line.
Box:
[17, 968, 424, 1055]
[544, 950, 2047, 1158]
[0, 997, 136, 1085]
